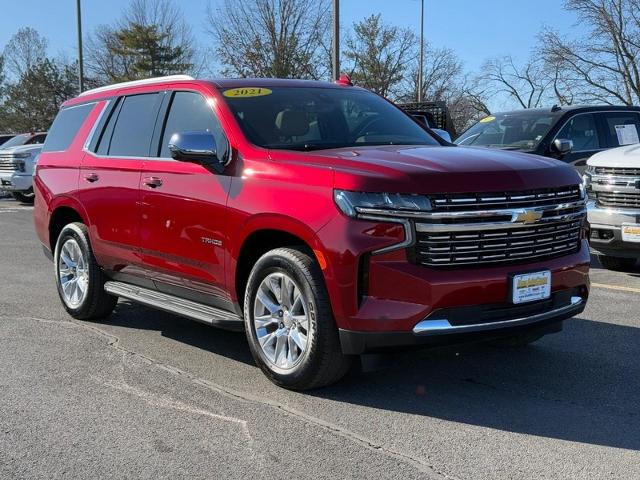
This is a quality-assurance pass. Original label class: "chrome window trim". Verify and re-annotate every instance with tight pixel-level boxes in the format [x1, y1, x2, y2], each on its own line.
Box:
[82, 100, 112, 152]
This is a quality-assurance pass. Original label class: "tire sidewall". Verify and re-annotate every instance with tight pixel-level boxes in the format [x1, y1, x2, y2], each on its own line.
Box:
[54, 223, 96, 316]
[244, 252, 321, 385]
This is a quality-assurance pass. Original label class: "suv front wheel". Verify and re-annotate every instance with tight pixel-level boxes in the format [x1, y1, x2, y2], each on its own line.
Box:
[244, 247, 352, 390]
[54, 222, 117, 320]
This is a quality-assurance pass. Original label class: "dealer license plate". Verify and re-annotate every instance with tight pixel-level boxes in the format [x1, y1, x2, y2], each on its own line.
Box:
[512, 271, 551, 304]
[622, 224, 640, 243]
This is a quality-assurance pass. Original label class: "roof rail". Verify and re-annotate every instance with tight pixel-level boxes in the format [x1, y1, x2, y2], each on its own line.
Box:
[78, 75, 195, 97]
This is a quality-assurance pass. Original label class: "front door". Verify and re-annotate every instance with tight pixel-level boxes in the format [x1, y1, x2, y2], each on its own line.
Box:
[552, 113, 602, 172]
[138, 90, 232, 305]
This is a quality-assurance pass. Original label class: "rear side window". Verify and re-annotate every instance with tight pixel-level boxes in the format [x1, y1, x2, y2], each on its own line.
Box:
[159, 91, 229, 160]
[601, 112, 640, 147]
[42, 104, 93, 152]
[105, 93, 161, 157]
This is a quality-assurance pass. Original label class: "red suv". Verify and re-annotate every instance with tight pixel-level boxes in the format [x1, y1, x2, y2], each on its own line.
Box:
[34, 75, 589, 389]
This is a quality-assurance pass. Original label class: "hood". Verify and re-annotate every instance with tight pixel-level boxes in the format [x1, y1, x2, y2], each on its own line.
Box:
[587, 144, 640, 168]
[299, 145, 582, 194]
[0, 144, 42, 156]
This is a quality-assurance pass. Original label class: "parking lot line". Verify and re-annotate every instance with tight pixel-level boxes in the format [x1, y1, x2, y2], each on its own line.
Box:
[592, 283, 640, 294]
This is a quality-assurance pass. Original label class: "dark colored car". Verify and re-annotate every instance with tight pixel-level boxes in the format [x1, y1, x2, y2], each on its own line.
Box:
[34, 76, 589, 390]
[457, 105, 640, 170]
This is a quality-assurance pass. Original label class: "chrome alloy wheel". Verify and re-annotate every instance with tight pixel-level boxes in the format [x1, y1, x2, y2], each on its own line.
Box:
[253, 272, 310, 369]
[58, 238, 89, 308]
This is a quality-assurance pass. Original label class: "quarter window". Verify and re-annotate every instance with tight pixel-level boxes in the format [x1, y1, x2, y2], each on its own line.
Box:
[159, 91, 229, 160]
[555, 114, 600, 152]
[42, 103, 94, 152]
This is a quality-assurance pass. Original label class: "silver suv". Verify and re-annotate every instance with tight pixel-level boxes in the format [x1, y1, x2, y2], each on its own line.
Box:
[0, 132, 47, 203]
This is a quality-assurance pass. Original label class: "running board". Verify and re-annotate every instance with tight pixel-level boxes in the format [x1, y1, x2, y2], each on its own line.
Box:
[104, 281, 243, 330]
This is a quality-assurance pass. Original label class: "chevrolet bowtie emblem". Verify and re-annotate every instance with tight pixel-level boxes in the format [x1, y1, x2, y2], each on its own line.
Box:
[513, 210, 543, 224]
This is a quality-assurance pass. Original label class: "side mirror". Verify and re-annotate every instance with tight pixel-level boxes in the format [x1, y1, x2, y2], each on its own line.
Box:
[432, 128, 452, 143]
[169, 130, 220, 168]
[552, 138, 573, 156]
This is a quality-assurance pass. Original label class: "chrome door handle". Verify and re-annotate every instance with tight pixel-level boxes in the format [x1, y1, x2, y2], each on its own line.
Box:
[84, 173, 99, 183]
[143, 176, 163, 188]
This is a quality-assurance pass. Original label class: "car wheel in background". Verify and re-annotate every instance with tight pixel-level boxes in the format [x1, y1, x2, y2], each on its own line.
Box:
[244, 247, 352, 390]
[11, 188, 35, 204]
[54, 222, 117, 320]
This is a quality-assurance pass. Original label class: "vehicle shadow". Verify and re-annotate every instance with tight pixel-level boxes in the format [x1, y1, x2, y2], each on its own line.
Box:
[107, 301, 639, 451]
[108, 300, 254, 366]
[313, 316, 640, 451]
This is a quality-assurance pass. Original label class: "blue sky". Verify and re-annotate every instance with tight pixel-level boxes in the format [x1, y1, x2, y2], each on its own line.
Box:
[0, 0, 583, 107]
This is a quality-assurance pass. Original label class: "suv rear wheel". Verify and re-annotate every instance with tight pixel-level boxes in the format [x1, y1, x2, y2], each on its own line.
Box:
[54, 222, 117, 320]
[598, 255, 637, 271]
[244, 247, 352, 390]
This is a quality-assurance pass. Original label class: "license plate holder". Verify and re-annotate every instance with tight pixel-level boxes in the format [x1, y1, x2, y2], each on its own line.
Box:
[510, 271, 551, 304]
[621, 224, 640, 243]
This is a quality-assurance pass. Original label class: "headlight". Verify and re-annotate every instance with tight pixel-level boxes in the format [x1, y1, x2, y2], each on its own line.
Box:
[334, 190, 431, 218]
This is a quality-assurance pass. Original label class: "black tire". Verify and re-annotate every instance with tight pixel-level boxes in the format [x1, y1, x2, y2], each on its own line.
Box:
[54, 222, 117, 320]
[598, 255, 637, 271]
[488, 330, 546, 348]
[12, 188, 35, 204]
[244, 247, 352, 390]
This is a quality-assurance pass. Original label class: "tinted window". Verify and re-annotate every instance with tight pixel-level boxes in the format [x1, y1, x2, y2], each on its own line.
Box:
[28, 134, 47, 145]
[42, 104, 94, 152]
[555, 114, 600, 151]
[108, 93, 161, 157]
[221, 87, 439, 151]
[601, 112, 640, 147]
[160, 91, 229, 160]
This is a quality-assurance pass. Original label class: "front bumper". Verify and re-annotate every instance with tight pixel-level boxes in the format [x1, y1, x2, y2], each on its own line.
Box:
[340, 290, 585, 354]
[588, 202, 640, 257]
[0, 172, 33, 192]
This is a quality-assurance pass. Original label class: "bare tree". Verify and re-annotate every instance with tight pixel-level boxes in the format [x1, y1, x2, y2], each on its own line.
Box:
[86, 0, 196, 83]
[399, 45, 463, 102]
[540, 0, 640, 105]
[475, 55, 554, 109]
[205, 0, 331, 79]
[343, 14, 416, 98]
[2, 27, 48, 80]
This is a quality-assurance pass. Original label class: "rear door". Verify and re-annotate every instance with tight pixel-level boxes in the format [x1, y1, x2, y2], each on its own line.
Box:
[138, 89, 233, 305]
[79, 92, 163, 272]
[553, 113, 603, 171]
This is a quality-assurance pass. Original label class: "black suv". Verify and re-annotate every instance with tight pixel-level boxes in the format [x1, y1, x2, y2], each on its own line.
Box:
[457, 105, 640, 170]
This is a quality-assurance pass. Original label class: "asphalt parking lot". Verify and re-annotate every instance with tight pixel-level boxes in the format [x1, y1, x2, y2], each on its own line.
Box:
[1, 199, 639, 480]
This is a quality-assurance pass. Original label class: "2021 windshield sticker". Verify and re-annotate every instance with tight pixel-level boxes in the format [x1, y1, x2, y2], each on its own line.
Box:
[223, 88, 273, 98]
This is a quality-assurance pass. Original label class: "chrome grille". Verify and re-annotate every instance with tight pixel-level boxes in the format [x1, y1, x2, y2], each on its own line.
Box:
[594, 166, 640, 176]
[415, 219, 582, 267]
[0, 157, 21, 172]
[595, 191, 640, 209]
[430, 185, 582, 212]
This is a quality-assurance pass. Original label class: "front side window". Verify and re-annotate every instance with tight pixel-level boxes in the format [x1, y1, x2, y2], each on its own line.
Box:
[2, 133, 34, 149]
[555, 114, 600, 152]
[221, 87, 439, 151]
[42, 103, 94, 152]
[159, 91, 229, 160]
[106, 93, 161, 157]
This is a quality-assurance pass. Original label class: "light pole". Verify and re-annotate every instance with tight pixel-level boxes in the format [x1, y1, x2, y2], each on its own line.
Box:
[417, 0, 424, 102]
[332, 0, 340, 80]
[76, 0, 84, 92]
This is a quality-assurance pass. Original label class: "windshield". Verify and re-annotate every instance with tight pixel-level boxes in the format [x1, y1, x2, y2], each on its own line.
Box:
[220, 87, 440, 151]
[456, 112, 556, 150]
[0, 133, 46, 149]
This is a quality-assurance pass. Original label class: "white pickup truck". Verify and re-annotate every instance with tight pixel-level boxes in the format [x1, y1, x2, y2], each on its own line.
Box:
[585, 144, 640, 270]
[0, 132, 47, 203]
